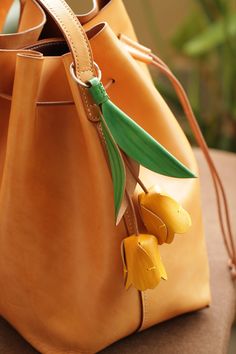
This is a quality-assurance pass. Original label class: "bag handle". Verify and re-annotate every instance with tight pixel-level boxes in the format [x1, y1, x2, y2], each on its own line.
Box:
[76, 0, 99, 24]
[35, 0, 95, 82]
[1, 0, 95, 82]
[0, 0, 45, 49]
[0, 0, 14, 32]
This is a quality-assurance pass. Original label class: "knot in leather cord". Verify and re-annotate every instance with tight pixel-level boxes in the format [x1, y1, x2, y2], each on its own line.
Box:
[228, 259, 236, 280]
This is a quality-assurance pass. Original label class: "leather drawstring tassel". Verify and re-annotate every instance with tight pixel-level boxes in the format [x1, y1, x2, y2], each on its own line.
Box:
[121, 233, 167, 291]
[121, 191, 167, 291]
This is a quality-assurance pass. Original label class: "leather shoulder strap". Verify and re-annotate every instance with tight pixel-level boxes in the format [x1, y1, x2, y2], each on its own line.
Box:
[36, 0, 95, 82]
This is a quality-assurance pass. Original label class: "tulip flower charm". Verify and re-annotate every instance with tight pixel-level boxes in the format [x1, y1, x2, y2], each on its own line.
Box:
[88, 77, 195, 221]
[121, 234, 167, 291]
[139, 186, 192, 244]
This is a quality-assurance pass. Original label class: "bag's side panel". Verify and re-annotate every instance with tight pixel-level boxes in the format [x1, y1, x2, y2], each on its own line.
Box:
[0, 53, 141, 354]
[0, 97, 10, 188]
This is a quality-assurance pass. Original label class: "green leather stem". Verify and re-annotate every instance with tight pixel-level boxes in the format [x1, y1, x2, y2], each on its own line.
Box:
[100, 115, 126, 222]
[89, 77, 109, 105]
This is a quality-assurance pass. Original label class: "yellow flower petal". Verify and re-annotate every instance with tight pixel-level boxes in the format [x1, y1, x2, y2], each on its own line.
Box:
[121, 234, 167, 291]
[138, 205, 168, 244]
[139, 186, 192, 242]
[166, 230, 175, 244]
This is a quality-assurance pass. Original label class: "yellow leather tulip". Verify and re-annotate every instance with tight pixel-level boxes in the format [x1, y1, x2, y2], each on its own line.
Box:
[121, 234, 167, 291]
[138, 186, 192, 244]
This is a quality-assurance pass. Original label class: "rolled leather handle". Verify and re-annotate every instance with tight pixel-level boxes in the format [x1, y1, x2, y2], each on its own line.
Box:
[36, 0, 95, 82]
[1, 0, 95, 83]
[0, 0, 27, 31]
[76, 0, 107, 24]
[0, 0, 46, 49]
[78, 0, 99, 24]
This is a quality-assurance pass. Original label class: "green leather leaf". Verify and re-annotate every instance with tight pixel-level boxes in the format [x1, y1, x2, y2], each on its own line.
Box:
[100, 116, 126, 221]
[103, 102, 195, 179]
[88, 78, 195, 179]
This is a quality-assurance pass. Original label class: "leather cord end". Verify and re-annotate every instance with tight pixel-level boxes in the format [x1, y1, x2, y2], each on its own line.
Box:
[228, 259, 236, 280]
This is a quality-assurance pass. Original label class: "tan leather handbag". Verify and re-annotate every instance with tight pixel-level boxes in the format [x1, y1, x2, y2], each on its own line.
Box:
[0, 1, 235, 353]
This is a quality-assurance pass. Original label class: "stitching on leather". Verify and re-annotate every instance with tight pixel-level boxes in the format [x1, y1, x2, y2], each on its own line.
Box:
[124, 208, 134, 235]
[81, 87, 98, 122]
[81, 87, 92, 118]
[141, 291, 148, 329]
[127, 209, 134, 234]
[97, 122, 106, 144]
[56, 0, 93, 75]
[80, 69, 95, 73]
[36, 1, 96, 118]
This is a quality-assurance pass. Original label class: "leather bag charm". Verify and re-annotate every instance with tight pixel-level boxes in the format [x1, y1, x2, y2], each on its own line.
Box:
[121, 234, 167, 291]
[88, 76, 194, 291]
[88, 76, 195, 219]
[138, 185, 192, 244]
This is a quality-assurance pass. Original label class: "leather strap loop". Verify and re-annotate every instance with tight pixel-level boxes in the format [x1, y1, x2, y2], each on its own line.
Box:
[36, 0, 95, 82]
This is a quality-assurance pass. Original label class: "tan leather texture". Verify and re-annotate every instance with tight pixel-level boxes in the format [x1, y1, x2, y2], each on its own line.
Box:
[0, 0, 46, 49]
[0, 0, 13, 32]
[0, 1, 211, 353]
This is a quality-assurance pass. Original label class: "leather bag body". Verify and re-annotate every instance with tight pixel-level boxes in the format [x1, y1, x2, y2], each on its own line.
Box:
[0, 1, 210, 353]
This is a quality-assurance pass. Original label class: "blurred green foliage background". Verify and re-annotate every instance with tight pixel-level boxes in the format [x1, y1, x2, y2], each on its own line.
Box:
[124, 0, 236, 152]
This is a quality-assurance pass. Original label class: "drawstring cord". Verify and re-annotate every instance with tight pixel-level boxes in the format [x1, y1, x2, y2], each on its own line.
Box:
[109, 35, 236, 278]
[149, 53, 236, 278]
